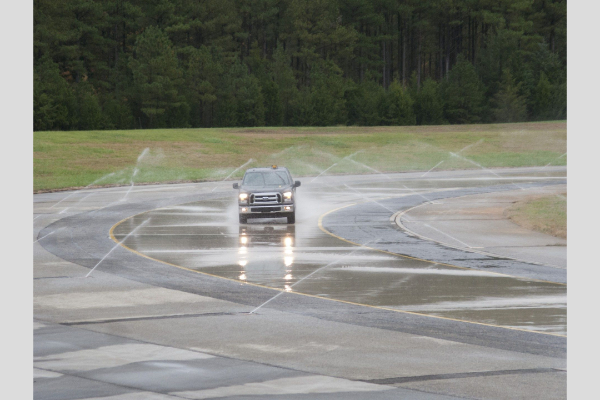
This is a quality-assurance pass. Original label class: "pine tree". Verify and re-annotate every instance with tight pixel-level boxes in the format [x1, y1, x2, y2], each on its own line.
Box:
[34, 57, 78, 131]
[237, 74, 266, 127]
[271, 43, 298, 125]
[309, 61, 347, 126]
[345, 80, 383, 126]
[414, 78, 445, 125]
[215, 59, 265, 127]
[443, 56, 486, 124]
[380, 80, 416, 126]
[74, 81, 105, 130]
[532, 71, 566, 121]
[492, 69, 527, 123]
[129, 26, 185, 128]
[186, 46, 222, 127]
[262, 79, 283, 126]
[33, 0, 567, 129]
[289, 88, 314, 126]
[533, 71, 552, 120]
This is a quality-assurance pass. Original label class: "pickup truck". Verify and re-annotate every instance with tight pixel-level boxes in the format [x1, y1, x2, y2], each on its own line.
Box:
[233, 165, 301, 224]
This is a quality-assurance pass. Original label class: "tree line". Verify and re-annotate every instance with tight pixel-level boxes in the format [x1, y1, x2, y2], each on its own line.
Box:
[34, 0, 566, 131]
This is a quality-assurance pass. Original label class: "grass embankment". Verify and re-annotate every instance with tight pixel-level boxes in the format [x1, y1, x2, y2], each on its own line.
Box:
[506, 193, 567, 239]
[34, 121, 566, 192]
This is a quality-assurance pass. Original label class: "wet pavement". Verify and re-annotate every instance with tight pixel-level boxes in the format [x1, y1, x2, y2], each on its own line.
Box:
[34, 166, 568, 400]
[113, 168, 567, 335]
[399, 185, 567, 268]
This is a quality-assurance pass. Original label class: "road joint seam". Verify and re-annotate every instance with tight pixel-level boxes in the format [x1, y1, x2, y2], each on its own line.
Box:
[364, 367, 561, 385]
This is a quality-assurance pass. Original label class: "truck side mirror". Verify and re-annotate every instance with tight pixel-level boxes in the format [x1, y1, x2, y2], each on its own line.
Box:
[295, 181, 301, 187]
[233, 183, 239, 189]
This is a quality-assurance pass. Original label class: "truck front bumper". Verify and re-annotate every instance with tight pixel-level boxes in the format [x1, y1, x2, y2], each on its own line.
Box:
[239, 204, 294, 217]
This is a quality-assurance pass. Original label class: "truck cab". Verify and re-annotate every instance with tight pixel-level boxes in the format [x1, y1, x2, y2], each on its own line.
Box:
[233, 165, 301, 224]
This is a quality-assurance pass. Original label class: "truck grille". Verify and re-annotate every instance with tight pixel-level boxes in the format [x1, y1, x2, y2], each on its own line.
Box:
[251, 207, 281, 213]
[250, 193, 281, 204]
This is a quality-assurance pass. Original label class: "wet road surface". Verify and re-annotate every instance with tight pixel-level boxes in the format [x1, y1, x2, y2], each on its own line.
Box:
[35, 167, 568, 400]
[113, 169, 566, 336]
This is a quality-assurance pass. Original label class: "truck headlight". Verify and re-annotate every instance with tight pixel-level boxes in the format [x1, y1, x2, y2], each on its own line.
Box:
[283, 191, 292, 200]
[239, 193, 248, 202]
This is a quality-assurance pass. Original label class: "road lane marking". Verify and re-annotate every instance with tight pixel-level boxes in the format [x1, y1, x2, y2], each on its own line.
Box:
[394, 192, 567, 270]
[108, 202, 566, 338]
[86, 219, 149, 277]
[319, 202, 566, 286]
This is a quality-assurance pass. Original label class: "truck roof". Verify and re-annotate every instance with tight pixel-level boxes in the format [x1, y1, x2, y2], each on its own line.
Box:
[244, 166, 289, 173]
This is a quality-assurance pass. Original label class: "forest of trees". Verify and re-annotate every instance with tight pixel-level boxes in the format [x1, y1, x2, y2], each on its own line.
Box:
[34, 0, 566, 131]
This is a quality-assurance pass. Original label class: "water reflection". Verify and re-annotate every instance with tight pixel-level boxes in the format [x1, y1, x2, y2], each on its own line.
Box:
[238, 224, 295, 286]
[118, 194, 567, 335]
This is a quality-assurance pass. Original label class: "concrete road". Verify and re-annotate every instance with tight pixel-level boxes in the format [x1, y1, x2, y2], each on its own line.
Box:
[34, 167, 567, 400]
[397, 185, 566, 269]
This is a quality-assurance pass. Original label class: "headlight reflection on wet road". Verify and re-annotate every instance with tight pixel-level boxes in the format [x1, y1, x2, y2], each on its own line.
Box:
[237, 224, 296, 285]
[114, 173, 567, 335]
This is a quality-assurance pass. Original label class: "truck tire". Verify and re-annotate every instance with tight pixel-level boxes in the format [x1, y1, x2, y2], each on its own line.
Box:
[287, 213, 295, 224]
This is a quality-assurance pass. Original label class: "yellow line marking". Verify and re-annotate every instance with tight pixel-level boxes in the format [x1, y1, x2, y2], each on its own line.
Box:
[109, 204, 566, 338]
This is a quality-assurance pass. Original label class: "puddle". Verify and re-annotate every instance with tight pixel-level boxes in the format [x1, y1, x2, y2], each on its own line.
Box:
[114, 173, 567, 335]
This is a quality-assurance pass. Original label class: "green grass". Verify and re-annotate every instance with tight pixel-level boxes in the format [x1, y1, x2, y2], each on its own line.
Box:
[34, 121, 566, 192]
[506, 193, 567, 238]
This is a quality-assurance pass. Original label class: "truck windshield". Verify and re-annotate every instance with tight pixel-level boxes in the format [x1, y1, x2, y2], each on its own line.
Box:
[243, 171, 290, 186]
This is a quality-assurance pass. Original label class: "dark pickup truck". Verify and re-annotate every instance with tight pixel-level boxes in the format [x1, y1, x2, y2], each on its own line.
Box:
[233, 166, 301, 224]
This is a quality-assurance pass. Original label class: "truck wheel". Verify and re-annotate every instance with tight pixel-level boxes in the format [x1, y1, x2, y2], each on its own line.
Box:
[239, 215, 247, 224]
[287, 213, 295, 224]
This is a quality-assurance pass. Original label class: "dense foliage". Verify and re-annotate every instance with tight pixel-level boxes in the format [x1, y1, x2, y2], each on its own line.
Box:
[34, 0, 566, 130]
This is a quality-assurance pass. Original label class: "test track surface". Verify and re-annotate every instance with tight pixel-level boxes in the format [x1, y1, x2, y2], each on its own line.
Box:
[38, 177, 566, 359]
[320, 181, 566, 284]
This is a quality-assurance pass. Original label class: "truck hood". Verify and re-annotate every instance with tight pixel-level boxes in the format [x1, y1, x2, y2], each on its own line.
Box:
[239, 185, 293, 193]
